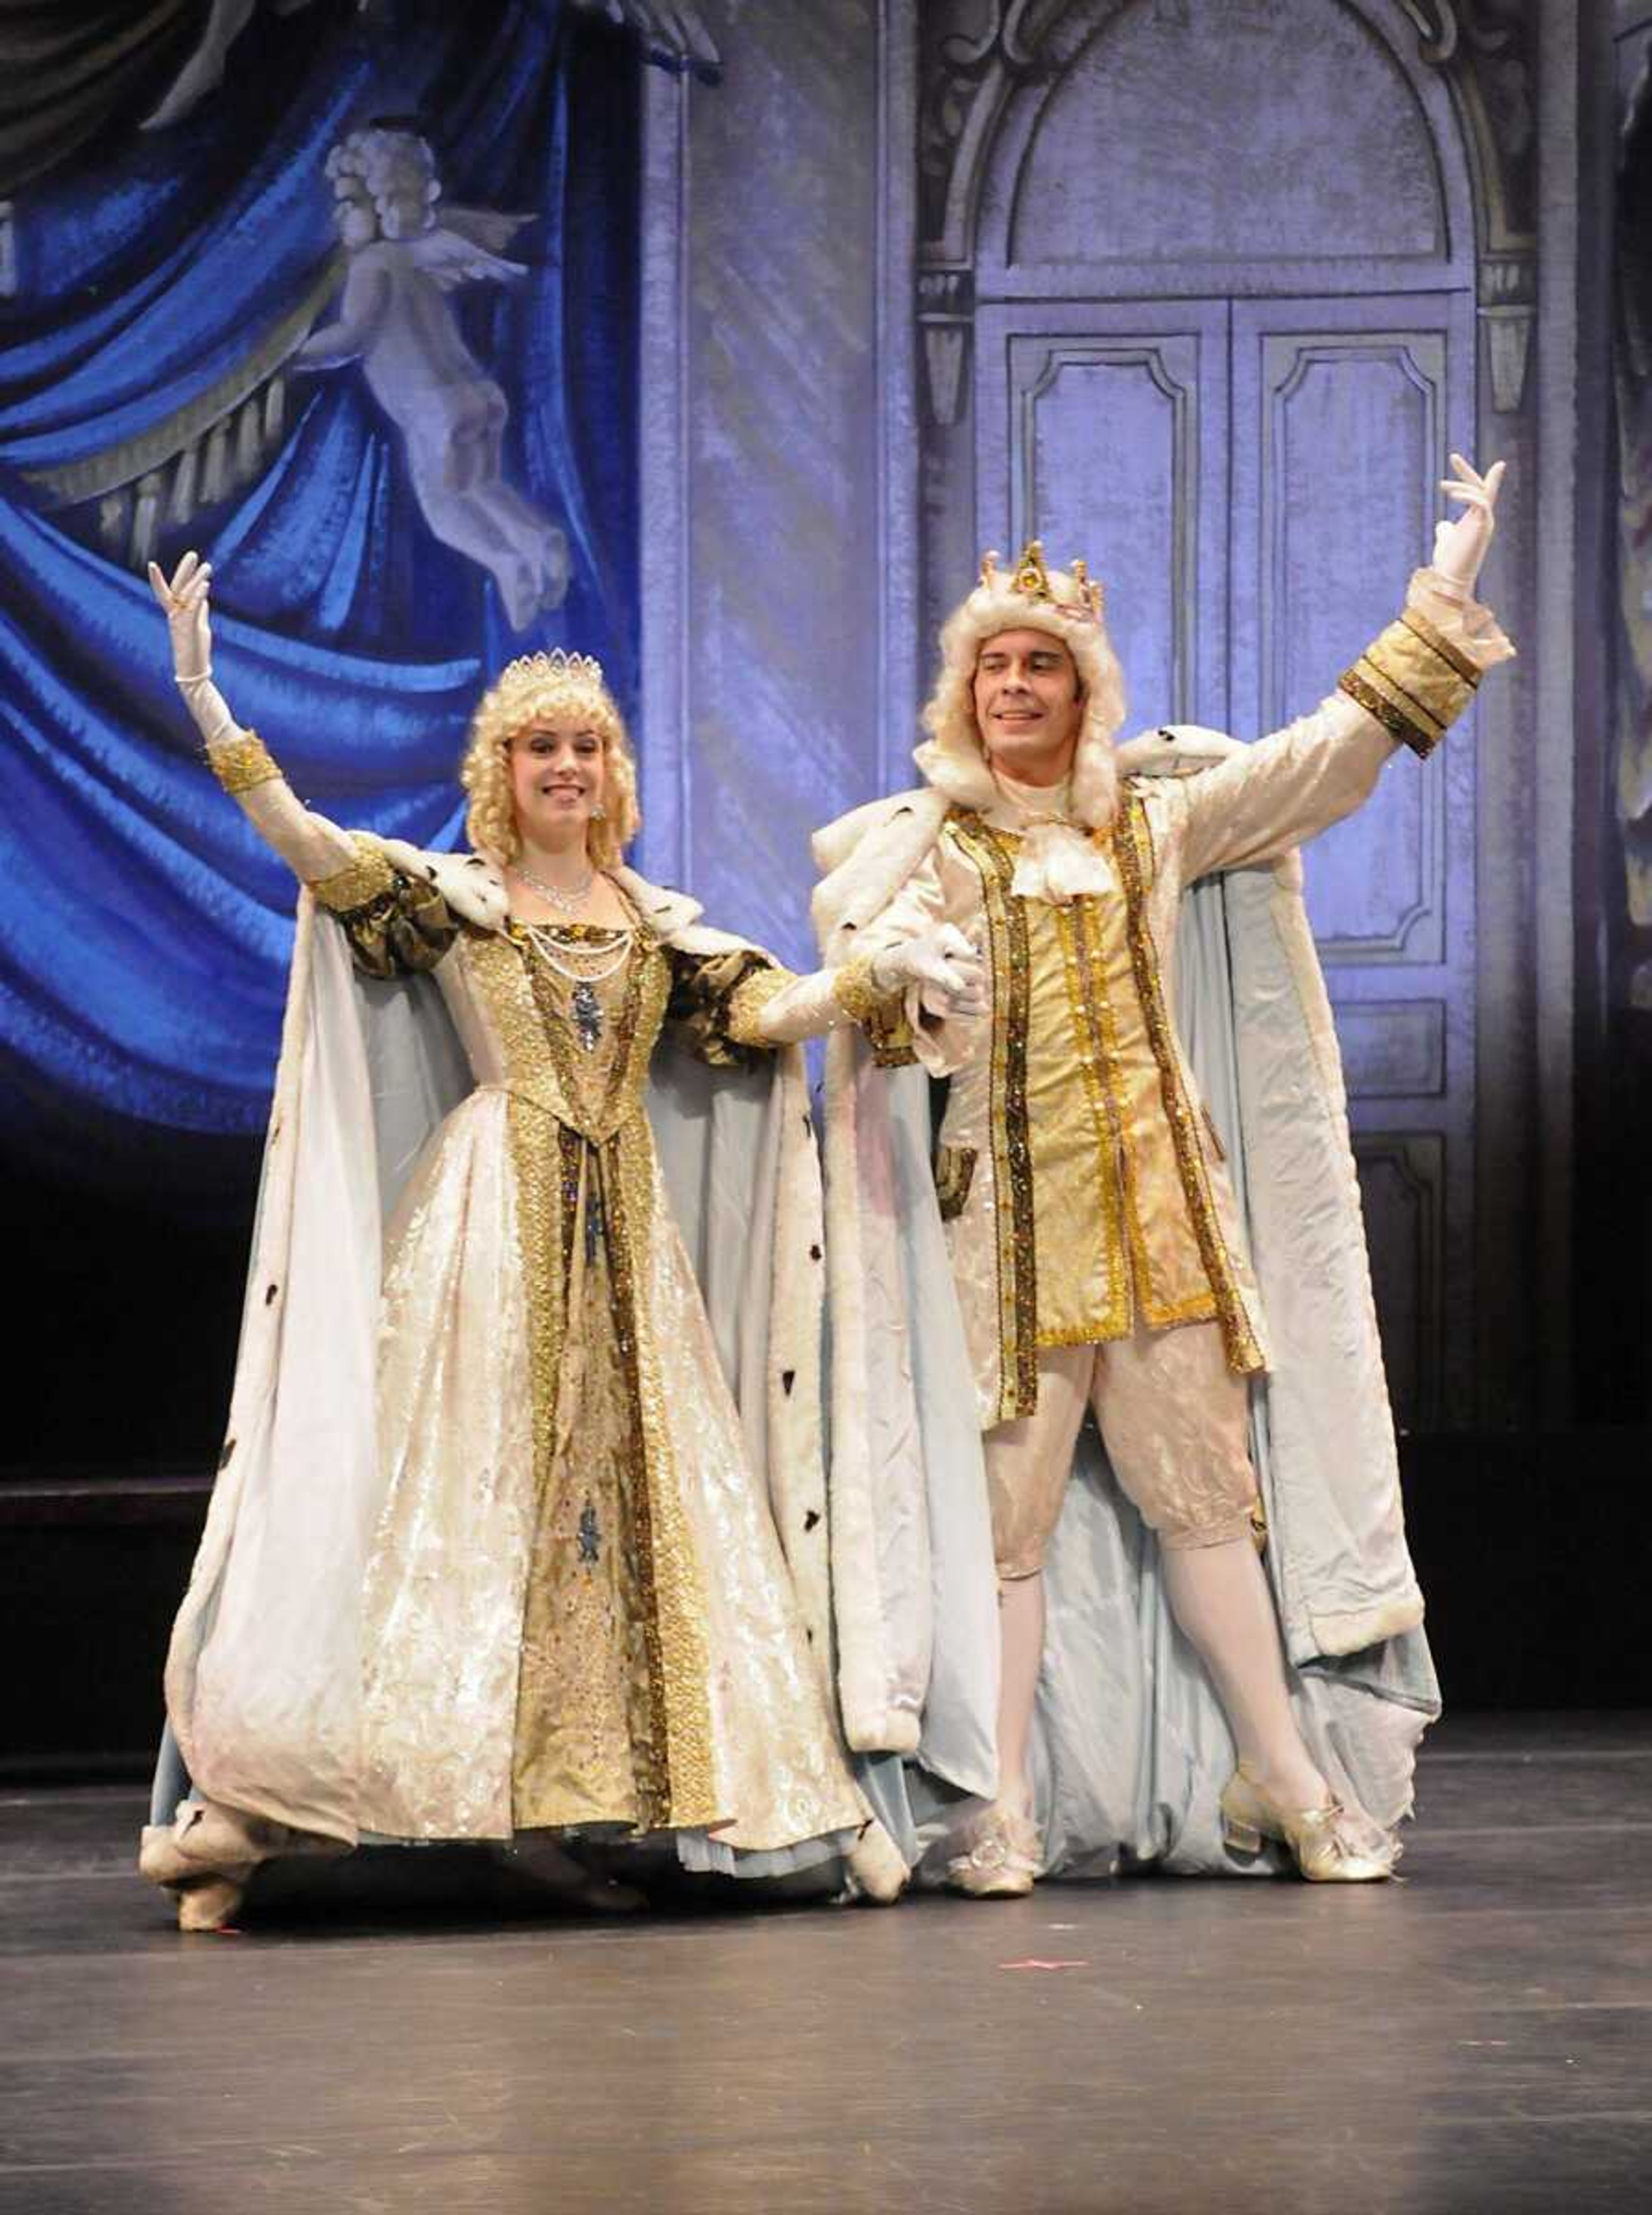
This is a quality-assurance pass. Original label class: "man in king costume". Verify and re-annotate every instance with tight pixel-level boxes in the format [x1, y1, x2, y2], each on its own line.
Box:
[814, 457, 1512, 1892]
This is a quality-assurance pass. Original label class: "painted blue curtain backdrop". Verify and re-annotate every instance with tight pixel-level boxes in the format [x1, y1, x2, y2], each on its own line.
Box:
[0, 0, 639, 1140]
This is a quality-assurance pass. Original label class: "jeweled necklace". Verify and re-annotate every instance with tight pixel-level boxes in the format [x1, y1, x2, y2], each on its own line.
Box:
[509, 857, 595, 913]
[518, 921, 633, 1055]
[523, 926, 633, 985]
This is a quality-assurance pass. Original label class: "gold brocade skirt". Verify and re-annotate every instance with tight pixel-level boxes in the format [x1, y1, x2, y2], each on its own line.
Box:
[510, 1144, 663, 1827]
[354, 1088, 867, 1852]
[506, 1104, 721, 1835]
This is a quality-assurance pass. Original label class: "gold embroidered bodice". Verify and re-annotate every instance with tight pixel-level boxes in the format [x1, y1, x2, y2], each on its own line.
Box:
[476, 921, 671, 1143]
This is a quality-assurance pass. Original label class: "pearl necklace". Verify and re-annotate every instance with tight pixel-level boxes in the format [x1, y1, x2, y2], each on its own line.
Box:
[517, 921, 634, 1057]
[509, 858, 595, 913]
[521, 924, 634, 986]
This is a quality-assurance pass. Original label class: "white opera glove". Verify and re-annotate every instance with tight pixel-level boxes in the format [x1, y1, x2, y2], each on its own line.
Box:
[147, 550, 239, 747]
[870, 922, 986, 1020]
[148, 550, 360, 884]
[1428, 452, 1505, 600]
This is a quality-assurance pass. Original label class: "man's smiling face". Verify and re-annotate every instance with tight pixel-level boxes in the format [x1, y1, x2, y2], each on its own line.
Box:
[971, 627, 1084, 786]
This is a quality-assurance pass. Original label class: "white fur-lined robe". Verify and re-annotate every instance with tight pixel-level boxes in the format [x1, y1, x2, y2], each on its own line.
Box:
[155, 853, 874, 1876]
[816, 733, 1442, 1878]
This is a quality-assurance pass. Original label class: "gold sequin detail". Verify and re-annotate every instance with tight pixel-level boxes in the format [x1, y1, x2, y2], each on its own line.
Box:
[505, 1093, 568, 1488]
[944, 815, 1040, 1422]
[308, 834, 397, 915]
[510, 1113, 657, 1829]
[1051, 894, 1134, 1340]
[468, 925, 666, 1139]
[1075, 890, 1219, 1336]
[1113, 798, 1264, 1376]
[832, 953, 888, 1026]
[723, 962, 793, 1047]
[517, 924, 661, 1139]
[207, 730, 281, 795]
[608, 1117, 720, 1828]
[832, 952, 916, 1065]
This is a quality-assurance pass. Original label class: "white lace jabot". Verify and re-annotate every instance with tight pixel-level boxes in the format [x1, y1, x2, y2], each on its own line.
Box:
[987, 768, 1116, 905]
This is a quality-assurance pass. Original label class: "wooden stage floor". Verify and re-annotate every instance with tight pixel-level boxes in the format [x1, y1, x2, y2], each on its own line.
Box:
[1, 1713, 1647, 2215]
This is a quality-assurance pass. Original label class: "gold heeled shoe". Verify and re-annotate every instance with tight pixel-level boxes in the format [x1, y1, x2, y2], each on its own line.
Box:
[946, 1802, 1041, 1898]
[1219, 1762, 1399, 1882]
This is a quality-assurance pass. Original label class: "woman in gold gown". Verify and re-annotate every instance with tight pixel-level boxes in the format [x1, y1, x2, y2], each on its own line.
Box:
[138, 555, 971, 1928]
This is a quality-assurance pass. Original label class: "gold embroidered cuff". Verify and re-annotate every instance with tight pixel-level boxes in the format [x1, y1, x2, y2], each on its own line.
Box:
[832, 952, 893, 1025]
[1338, 613, 1479, 761]
[207, 731, 281, 796]
[309, 834, 397, 915]
[832, 952, 916, 1064]
[1399, 605, 1482, 687]
[724, 963, 793, 1048]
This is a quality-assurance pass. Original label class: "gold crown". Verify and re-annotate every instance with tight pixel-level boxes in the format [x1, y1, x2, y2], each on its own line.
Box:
[979, 539, 1104, 621]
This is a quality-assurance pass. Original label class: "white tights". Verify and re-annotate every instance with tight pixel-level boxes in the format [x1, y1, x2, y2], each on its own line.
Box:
[995, 1536, 1329, 1815]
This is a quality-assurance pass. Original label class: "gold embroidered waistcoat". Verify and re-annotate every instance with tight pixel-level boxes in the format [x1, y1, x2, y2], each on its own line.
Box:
[936, 805, 1261, 1422]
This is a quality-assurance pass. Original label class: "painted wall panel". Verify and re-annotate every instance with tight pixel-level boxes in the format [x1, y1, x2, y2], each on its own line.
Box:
[977, 301, 1230, 735]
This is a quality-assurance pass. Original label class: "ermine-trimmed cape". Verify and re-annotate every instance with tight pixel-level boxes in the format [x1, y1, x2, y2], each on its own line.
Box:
[814, 734, 1439, 1876]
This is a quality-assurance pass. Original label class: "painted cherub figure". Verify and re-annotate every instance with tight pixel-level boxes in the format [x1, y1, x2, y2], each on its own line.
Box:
[293, 128, 570, 628]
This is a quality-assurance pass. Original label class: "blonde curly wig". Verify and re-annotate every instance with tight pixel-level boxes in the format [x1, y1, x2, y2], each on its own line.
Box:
[915, 544, 1127, 830]
[460, 649, 641, 871]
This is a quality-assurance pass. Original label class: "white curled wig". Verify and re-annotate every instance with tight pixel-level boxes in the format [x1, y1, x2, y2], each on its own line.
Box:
[914, 542, 1127, 830]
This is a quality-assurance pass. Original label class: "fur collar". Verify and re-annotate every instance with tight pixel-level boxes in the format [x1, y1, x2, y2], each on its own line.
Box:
[369, 842, 723, 950]
[809, 730, 1245, 955]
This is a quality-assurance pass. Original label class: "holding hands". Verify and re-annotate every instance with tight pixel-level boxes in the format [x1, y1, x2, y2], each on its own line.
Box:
[1431, 453, 1504, 598]
[872, 924, 987, 1020]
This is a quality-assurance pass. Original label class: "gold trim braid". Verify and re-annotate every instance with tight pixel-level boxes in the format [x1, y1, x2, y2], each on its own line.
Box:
[833, 952, 917, 1066]
[207, 731, 281, 796]
[1113, 797, 1264, 1376]
[1399, 604, 1482, 687]
[946, 816, 1040, 1422]
[723, 963, 792, 1047]
[1052, 898, 1133, 1340]
[832, 952, 894, 1026]
[606, 1118, 720, 1828]
[1339, 610, 1479, 761]
[1338, 668, 1437, 759]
